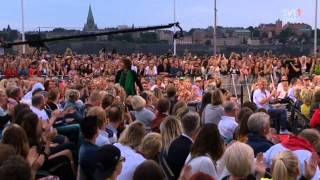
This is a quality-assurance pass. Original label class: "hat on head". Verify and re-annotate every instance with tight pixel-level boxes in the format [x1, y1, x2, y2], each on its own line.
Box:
[94, 144, 124, 180]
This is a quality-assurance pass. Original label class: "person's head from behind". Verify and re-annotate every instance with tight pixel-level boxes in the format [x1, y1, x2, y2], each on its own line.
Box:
[108, 105, 123, 127]
[31, 94, 45, 110]
[12, 103, 30, 124]
[67, 89, 79, 103]
[166, 85, 177, 99]
[191, 124, 224, 161]
[237, 107, 254, 138]
[87, 107, 107, 130]
[140, 133, 162, 160]
[181, 112, 200, 140]
[200, 91, 212, 110]
[160, 116, 182, 152]
[172, 101, 187, 116]
[156, 98, 170, 114]
[241, 101, 257, 112]
[0, 155, 32, 180]
[80, 116, 99, 142]
[272, 151, 300, 180]
[223, 101, 239, 118]
[223, 142, 254, 178]
[299, 129, 320, 148]
[131, 95, 146, 111]
[133, 160, 164, 180]
[2, 124, 29, 159]
[94, 144, 125, 180]
[189, 172, 215, 180]
[211, 89, 224, 106]
[302, 89, 313, 106]
[88, 90, 102, 106]
[20, 112, 42, 147]
[0, 144, 15, 166]
[313, 89, 320, 104]
[247, 112, 270, 137]
[118, 121, 145, 150]
[47, 88, 60, 103]
[102, 94, 115, 109]
[6, 86, 22, 101]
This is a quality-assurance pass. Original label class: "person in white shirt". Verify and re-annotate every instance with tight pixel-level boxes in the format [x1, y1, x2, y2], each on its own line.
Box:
[144, 60, 158, 76]
[114, 121, 145, 180]
[30, 94, 49, 122]
[185, 124, 225, 179]
[218, 101, 239, 143]
[253, 78, 289, 134]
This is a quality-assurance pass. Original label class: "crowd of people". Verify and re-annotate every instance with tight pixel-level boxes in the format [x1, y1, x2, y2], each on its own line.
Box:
[0, 51, 320, 180]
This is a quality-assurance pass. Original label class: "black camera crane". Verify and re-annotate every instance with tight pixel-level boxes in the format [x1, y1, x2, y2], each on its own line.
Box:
[0, 22, 183, 51]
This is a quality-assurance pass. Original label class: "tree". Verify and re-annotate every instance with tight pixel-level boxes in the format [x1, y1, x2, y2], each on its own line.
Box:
[279, 28, 294, 44]
[52, 28, 67, 32]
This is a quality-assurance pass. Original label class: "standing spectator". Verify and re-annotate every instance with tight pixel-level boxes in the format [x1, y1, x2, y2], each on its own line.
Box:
[246, 112, 273, 156]
[218, 101, 239, 143]
[139, 133, 162, 161]
[87, 107, 110, 146]
[30, 94, 49, 122]
[159, 116, 182, 157]
[167, 112, 200, 179]
[106, 105, 123, 144]
[152, 98, 170, 133]
[133, 160, 164, 180]
[115, 58, 143, 96]
[202, 89, 224, 125]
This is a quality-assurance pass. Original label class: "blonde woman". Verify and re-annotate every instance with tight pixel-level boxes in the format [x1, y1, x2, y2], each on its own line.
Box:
[300, 89, 313, 118]
[139, 133, 162, 161]
[272, 151, 317, 180]
[159, 116, 182, 156]
[114, 121, 146, 180]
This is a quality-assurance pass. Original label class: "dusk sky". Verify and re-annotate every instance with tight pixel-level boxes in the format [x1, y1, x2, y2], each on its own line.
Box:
[0, 0, 317, 31]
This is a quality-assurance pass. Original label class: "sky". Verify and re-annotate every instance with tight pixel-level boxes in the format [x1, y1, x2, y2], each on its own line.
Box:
[0, 0, 317, 31]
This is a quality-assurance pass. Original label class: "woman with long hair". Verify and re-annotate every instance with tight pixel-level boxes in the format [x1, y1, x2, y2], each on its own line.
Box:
[159, 116, 182, 156]
[185, 124, 224, 179]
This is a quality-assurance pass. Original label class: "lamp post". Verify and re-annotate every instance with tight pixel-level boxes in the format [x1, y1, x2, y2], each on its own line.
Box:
[213, 0, 217, 56]
[173, 0, 177, 56]
[21, 0, 26, 54]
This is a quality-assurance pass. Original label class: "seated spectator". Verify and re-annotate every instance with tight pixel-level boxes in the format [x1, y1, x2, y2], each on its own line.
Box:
[131, 95, 155, 131]
[152, 98, 170, 133]
[221, 142, 261, 180]
[133, 160, 164, 180]
[167, 112, 200, 179]
[79, 116, 100, 180]
[272, 151, 316, 180]
[265, 129, 320, 179]
[202, 89, 224, 125]
[310, 89, 320, 116]
[114, 121, 146, 180]
[139, 132, 162, 161]
[31, 94, 49, 122]
[106, 105, 123, 143]
[6, 85, 23, 106]
[93, 144, 125, 180]
[159, 116, 182, 157]
[0, 89, 12, 135]
[234, 108, 253, 141]
[87, 107, 110, 146]
[218, 101, 239, 143]
[185, 124, 224, 179]
[253, 78, 288, 133]
[45, 88, 61, 113]
[82, 90, 102, 117]
[246, 112, 273, 156]
[63, 89, 83, 121]
[21, 83, 45, 106]
[301, 89, 313, 118]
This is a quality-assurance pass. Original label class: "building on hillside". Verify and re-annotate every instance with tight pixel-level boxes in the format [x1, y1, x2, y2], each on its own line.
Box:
[258, 19, 283, 35]
[283, 23, 312, 31]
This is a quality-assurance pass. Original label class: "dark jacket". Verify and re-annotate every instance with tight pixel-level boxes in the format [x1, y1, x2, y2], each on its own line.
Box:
[167, 135, 193, 179]
[247, 132, 273, 156]
[79, 140, 99, 180]
[115, 69, 143, 95]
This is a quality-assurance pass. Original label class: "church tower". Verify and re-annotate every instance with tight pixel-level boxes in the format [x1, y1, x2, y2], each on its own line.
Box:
[83, 5, 98, 32]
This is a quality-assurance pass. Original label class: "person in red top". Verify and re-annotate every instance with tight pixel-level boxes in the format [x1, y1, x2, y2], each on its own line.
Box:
[4, 63, 18, 78]
[310, 108, 320, 129]
[152, 98, 170, 133]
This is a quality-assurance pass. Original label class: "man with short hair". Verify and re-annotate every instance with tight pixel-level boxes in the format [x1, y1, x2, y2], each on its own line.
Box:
[30, 94, 49, 121]
[79, 116, 100, 180]
[167, 112, 200, 179]
[6, 86, 22, 106]
[151, 98, 170, 133]
[107, 105, 123, 143]
[246, 112, 273, 156]
[82, 90, 102, 117]
[253, 78, 289, 134]
[218, 101, 239, 143]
